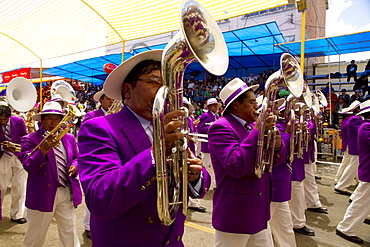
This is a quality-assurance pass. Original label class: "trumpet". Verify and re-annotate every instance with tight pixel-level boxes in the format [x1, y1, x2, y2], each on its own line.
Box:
[27, 105, 77, 156]
[1, 141, 21, 152]
[255, 53, 304, 178]
[152, 0, 228, 226]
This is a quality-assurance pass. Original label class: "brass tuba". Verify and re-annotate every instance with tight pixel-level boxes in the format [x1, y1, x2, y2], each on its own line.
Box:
[152, 0, 228, 226]
[255, 53, 304, 178]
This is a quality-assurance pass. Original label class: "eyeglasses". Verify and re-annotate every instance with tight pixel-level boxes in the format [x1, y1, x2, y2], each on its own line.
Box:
[137, 77, 162, 86]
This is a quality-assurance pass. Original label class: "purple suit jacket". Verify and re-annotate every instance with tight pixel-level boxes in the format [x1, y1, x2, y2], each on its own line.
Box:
[198, 111, 218, 153]
[0, 116, 27, 158]
[82, 108, 105, 123]
[358, 121, 370, 183]
[341, 117, 349, 152]
[77, 106, 210, 246]
[302, 120, 316, 164]
[20, 128, 82, 212]
[347, 115, 363, 155]
[208, 113, 286, 234]
[272, 120, 292, 202]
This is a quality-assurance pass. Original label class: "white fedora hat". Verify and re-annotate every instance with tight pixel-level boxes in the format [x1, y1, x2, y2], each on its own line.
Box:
[220, 78, 258, 112]
[93, 90, 105, 102]
[51, 94, 69, 108]
[205, 98, 222, 109]
[356, 100, 370, 116]
[103, 50, 163, 101]
[32, 101, 64, 122]
[340, 100, 361, 114]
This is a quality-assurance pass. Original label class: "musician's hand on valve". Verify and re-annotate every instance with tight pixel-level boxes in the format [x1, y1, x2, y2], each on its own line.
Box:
[3, 144, 16, 153]
[40, 133, 60, 155]
[187, 149, 202, 182]
[164, 110, 185, 156]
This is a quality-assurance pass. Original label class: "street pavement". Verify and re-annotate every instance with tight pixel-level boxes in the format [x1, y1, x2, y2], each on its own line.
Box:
[1, 162, 369, 246]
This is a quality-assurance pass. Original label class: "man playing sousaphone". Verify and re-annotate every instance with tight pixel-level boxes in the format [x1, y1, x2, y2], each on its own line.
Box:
[20, 101, 82, 246]
[78, 50, 210, 245]
[208, 78, 286, 246]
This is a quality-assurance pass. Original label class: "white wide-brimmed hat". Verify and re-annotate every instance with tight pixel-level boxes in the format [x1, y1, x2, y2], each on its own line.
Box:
[220, 78, 259, 112]
[340, 100, 361, 114]
[356, 100, 370, 116]
[205, 98, 222, 109]
[103, 50, 163, 101]
[183, 97, 194, 113]
[51, 94, 69, 108]
[32, 101, 64, 122]
[93, 90, 105, 102]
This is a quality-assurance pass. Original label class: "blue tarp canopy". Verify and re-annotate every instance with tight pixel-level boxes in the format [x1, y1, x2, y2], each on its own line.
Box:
[44, 22, 285, 84]
[275, 31, 370, 58]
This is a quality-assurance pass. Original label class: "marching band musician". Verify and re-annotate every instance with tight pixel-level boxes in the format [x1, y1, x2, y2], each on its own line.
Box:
[336, 100, 370, 244]
[198, 98, 221, 191]
[334, 100, 362, 196]
[82, 90, 114, 122]
[51, 93, 69, 111]
[208, 78, 286, 246]
[289, 103, 315, 236]
[0, 104, 28, 224]
[269, 99, 297, 247]
[20, 101, 82, 247]
[303, 110, 328, 214]
[78, 50, 210, 246]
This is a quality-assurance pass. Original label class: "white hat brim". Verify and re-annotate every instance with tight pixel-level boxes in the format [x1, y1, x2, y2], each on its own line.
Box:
[93, 91, 105, 102]
[32, 112, 64, 122]
[103, 50, 163, 101]
[222, 85, 259, 114]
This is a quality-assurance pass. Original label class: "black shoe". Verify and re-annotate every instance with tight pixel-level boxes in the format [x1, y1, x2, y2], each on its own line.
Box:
[10, 218, 27, 224]
[334, 188, 352, 196]
[364, 218, 370, 225]
[293, 226, 315, 236]
[336, 229, 363, 244]
[188, 206, 207, 213]
[307, 207, 328, 214]
[84, 230, 91, 239]
[315, 176, 322, 180]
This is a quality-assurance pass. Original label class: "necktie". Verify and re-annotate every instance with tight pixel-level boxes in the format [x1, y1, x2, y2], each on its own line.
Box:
[244, 123, 252, 133]
[287, 163, 293, 173]
[4, 126, 12, 157]
[147, 123, 153, 144]
[53, 145, 69, 187]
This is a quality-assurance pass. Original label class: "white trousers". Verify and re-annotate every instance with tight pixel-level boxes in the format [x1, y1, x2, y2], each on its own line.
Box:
[335, 150, 351, 182]
[335, 155, 359, 191]
[83, 207, 90, 231]
[201, 152, 215, 190]
[23, 187, 80, 247]
[337, 181, 370, 236]
[188, 197, 201, 208]
[270, 201, 297, 247]
[289, 181, 306, 228]
[215, 225, 273, 247]
[304, 163, 322, 208]
[0, 154, 26, 220]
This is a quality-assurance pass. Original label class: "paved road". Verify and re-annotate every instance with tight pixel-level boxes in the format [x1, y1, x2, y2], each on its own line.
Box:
[0, 162, 369, 246]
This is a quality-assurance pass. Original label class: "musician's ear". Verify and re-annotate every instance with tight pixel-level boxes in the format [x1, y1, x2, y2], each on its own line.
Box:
[122, 83, 131, 100]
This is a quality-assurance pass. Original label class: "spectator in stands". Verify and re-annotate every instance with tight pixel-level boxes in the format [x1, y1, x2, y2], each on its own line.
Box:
[350, 90, 363, 103]
[353, 75, 369, 96]
[324, 82, 335, 96]
[262, 70, 268, 81]
[246, 73, 256, 85]
[193, 93, 204, 105]
[188, 88, 195, 99]
[334, 98, 348, 124]
[365, 60, 370, 71]
[338, 89, 350, 105]
[322, 107, 335, 128]
[346, 60, 358, 82]
[330, 90, 338, 105]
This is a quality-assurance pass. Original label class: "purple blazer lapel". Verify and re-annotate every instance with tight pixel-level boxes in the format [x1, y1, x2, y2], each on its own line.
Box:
[118, 107, 152, 155]
[38, 128, 59, 183]
[10, 117, 19, 143]
[223, 113, 249, 141]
